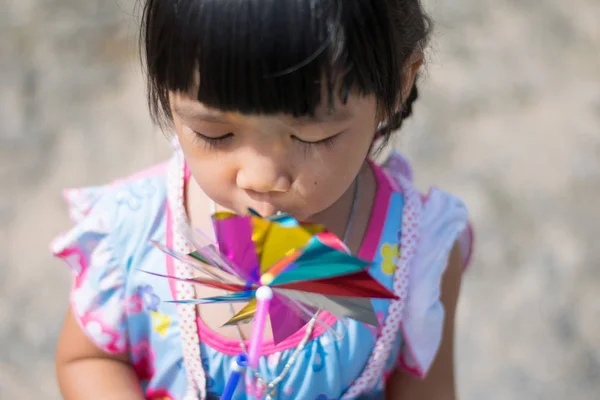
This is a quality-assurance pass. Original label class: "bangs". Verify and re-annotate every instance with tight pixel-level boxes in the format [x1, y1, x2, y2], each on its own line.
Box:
[142, 0, 409, 125]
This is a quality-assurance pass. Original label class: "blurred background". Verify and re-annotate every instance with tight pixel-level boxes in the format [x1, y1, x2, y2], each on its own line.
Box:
[1, 0, 599, 398]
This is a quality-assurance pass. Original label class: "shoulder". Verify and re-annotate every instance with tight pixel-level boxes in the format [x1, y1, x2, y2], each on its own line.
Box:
[51, 160, 171, 271]
[379, 151, 474, 377]
[49, 161, 171, 354]
[416, 188, 470, 268]
[380, 151, 474, 268]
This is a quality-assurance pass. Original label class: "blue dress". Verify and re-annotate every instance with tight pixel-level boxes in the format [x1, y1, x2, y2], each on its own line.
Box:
[51, 150, 473, 399]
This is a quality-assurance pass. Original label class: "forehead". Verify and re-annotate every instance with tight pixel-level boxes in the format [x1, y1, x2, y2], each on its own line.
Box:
[171, 90, 372, 124]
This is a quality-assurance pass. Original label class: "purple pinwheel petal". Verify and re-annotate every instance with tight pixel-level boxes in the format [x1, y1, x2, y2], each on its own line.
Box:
[212, 215, 260, 283]
[269, 293, 315, 345]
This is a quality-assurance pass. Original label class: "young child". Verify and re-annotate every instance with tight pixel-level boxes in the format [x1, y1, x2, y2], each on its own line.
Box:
[52, 0, 474, 399]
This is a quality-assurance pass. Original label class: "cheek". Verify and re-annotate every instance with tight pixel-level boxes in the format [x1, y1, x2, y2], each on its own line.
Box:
[174, 130, 236, 196]
[297, 133, 371, 199]
[186, 152, 234, 188]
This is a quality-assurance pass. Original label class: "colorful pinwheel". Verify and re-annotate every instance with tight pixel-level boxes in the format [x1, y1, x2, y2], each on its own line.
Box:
[149, 210, 397, 346]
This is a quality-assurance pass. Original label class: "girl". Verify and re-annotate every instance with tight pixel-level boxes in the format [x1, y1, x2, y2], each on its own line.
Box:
[52, 0, 473, 399]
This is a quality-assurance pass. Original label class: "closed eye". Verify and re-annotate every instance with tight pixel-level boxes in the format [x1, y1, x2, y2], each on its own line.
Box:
[191, 131, 234, 149]
[291, 130, 345, 147]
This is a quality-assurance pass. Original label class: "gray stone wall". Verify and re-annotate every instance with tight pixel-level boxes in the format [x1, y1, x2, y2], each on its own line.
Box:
[1, 0, 598, 398]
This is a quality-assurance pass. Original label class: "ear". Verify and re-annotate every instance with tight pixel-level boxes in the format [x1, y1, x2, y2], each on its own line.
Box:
[401, 51, 424, 103]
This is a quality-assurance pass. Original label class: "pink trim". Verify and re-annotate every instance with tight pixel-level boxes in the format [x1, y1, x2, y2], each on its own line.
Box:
[397, 323, 425, 378]
[419, 187, 434, 204]
[384, 371, 392, 382]
[68, 288, 126, 355]
[196, 313, 338, 356]
[360, 162, 393, 261]
[165, 160, 393, 355]
[53, 245, 89, 289]
[397, 356, 426, 379]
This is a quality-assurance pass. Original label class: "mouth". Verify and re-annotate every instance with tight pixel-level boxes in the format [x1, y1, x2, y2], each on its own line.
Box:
[248, 202, 284, 218]
[243, 191, 286, 217]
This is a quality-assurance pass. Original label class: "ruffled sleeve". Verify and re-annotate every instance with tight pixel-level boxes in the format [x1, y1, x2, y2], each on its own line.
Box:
[50, 185, 128, 354]
[397, 188, 470, 378]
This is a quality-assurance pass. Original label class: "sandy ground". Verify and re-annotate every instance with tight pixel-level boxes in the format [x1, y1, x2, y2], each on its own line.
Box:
[1, 0, 599, 398]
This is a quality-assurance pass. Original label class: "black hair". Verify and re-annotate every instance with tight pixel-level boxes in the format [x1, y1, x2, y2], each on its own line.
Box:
[141, 0, 431, 143]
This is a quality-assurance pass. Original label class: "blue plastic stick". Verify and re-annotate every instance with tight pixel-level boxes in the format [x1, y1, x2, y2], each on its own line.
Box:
[221, 353, 248, 400]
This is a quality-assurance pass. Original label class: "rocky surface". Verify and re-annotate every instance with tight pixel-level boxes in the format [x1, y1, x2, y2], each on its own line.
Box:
[1, 0, 598, 398]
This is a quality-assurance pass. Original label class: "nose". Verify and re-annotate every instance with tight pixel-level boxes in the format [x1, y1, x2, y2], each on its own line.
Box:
[235, 156, 291, 194]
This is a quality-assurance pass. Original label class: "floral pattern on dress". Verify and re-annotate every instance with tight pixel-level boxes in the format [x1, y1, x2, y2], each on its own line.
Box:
[50, 153, 472, 399]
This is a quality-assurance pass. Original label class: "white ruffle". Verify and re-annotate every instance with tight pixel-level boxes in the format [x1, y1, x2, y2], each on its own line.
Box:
[397, 187, 469, 377]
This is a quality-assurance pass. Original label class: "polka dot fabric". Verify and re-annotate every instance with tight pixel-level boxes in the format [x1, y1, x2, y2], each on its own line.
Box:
[166, 150, 471, 399]
[342, 163, 422, 399]
[167, 151, 206, 400]
[344, 151, 471, 397]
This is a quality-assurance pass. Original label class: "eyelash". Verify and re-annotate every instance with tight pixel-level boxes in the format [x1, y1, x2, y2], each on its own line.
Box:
[190, 130, 343, 152]
[191, 131, 234, 150]
[292, 133, 341, 153]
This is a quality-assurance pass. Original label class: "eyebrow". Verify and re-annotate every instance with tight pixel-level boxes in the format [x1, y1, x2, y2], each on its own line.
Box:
[173, 103, 231, 123]
[173, 102, 354, 124]
[296, 108, 355, 124]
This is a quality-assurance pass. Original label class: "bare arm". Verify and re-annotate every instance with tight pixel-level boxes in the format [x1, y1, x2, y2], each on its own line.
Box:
[386, 242, 464, 400]
[56, 307, 145, 400]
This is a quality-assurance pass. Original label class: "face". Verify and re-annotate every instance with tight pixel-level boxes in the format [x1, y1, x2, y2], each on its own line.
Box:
[170, 91, 379, 221]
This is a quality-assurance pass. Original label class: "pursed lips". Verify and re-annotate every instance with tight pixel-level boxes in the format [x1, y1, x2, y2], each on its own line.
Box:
[243, 190, 286, 217]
